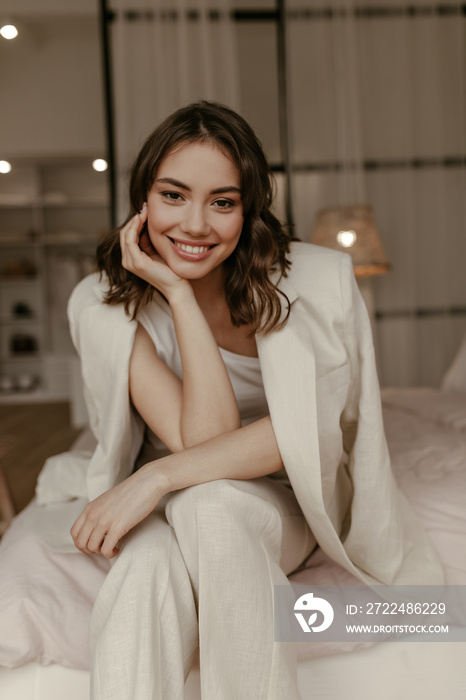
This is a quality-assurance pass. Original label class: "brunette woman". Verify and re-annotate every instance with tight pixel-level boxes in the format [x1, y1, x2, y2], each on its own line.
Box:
[67, 101, 442, 700]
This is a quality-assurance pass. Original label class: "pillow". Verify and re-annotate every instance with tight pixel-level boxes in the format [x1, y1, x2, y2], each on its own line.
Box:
[441, 333, 466, 396]
[0, 501, 110, 670]
[381, 387, 466, 432]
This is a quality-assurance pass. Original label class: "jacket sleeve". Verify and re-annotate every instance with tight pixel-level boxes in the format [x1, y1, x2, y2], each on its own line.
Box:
[338, 256, 443, 585]
[66, 275, 145, 501]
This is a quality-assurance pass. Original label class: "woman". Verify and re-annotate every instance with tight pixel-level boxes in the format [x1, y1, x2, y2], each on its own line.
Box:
[63, 101, 442, 699]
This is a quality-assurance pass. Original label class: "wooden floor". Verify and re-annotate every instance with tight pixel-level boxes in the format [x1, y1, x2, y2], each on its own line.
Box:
[0, 402, 81, 515]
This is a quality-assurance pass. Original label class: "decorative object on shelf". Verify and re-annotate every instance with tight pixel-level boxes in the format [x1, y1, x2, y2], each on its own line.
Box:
[0, 373, 39, 394]
[9, 333, 38, 355]
[0, 372, 40, 394]
[16, 373, 39, 392]
[0, 376, 15, 393]
[11, 301, 34, 319]
[310, 204, 390, 279]
[1, 259, 37, 279]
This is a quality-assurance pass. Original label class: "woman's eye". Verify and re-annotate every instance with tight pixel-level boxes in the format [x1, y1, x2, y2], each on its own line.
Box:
[162, 191, 183, 202]
[214, 199, 234, 210]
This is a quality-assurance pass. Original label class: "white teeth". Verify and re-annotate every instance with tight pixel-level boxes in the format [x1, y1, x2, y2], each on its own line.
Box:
[174, 241, 210, 254]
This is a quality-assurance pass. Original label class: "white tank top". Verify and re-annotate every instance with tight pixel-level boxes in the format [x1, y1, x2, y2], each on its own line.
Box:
[137, 296, 290, 486]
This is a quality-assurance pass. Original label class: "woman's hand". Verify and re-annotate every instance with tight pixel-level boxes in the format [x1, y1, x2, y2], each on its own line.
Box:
[120, 203, 189, 300]
[70, 464, 168, 559]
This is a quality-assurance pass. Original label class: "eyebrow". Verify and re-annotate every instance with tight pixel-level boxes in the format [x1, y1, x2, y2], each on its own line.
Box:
[155, 177, 241, 196]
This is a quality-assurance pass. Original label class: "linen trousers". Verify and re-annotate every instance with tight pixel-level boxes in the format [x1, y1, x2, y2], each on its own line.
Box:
[89, 476, 316, 700]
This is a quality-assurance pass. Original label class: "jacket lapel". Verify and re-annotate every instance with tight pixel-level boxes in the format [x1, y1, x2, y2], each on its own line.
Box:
[257, 276, 357, 559]
[256, 278, 326, 520]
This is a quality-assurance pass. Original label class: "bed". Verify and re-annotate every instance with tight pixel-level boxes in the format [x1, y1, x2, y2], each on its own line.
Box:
[1, 336, 466, 699]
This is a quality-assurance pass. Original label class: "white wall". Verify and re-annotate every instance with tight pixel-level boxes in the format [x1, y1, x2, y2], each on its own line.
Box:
[0, 13, 105, 159]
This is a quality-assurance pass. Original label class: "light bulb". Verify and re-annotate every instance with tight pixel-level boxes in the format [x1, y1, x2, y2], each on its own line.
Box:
[92, 158, 108, 172]
[0, 160, 12, 174]
[0, 24, 18, 40]
[337, 230, 357, 248]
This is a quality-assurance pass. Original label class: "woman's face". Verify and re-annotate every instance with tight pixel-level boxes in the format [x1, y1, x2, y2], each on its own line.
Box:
[146, 141, 244, 281]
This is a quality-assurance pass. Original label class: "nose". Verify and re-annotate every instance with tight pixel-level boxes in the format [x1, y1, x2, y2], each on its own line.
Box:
[180, 202, 211, 237]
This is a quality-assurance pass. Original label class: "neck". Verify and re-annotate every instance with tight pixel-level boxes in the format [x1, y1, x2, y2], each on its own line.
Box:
[190, 264, 227, 309]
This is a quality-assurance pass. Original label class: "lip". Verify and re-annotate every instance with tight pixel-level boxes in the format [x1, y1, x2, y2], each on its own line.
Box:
[167, 236, 217, 261]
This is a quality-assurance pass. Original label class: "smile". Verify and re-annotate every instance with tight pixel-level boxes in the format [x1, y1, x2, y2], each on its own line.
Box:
[168, 237, 217, 261]
[174, 241, 213, 254]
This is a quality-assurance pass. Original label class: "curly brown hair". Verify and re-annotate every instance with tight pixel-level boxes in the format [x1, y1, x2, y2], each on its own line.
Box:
[97, 101, 294, 334]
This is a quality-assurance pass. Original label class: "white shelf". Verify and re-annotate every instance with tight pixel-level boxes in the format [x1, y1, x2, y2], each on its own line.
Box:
[0, 318, 42, 325]
[0, 278, 40, 286]
[0, 234, 100, 249]
[0, 199, 39, 208]
[0, 389, 69, 405]
[0, 156, 109, 404]
[0, 200, 107, 209]
[44, 198, 108, 208]
[1, 354, 42, 362]
[0, 236, 42, 248]
[43, 233, 101, 246]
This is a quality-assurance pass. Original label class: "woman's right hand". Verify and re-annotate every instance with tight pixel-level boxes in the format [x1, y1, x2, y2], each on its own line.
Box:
[120, 203, 190, 300]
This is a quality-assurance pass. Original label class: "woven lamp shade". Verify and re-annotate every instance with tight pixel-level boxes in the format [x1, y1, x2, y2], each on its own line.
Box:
[310, 205, 391, 278]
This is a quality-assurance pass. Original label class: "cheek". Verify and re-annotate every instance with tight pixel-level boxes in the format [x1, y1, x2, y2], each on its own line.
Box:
[146, 205, 174, 240]
[222, 215, 244, 247]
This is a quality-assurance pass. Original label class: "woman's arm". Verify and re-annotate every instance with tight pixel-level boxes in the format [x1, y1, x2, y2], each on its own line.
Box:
[70, 415, 283, 558]
[123, 206, 241, 450]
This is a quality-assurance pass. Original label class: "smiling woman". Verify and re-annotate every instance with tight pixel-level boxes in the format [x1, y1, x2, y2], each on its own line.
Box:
[26, 101, 443, 700]
[97, 101, 292, 334]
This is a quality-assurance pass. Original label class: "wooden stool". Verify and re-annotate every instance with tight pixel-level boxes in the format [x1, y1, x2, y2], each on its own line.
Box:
[0, 466, 15, 535]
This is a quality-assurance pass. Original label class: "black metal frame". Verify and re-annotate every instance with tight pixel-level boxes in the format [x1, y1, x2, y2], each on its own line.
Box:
[99, 0, 117, 229]
[376, 307, 466, 320]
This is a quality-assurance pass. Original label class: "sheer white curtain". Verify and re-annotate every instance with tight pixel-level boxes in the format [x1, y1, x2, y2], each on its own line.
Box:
[285, 0, 466, 387]
[108, 0, 240, 220]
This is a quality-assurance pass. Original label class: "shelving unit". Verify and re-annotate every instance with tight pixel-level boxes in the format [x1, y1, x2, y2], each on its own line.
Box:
[0, 157, 110, 404]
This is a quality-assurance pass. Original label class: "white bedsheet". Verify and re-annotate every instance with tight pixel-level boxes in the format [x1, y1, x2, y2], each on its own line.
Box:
[382, 388, 466, 586]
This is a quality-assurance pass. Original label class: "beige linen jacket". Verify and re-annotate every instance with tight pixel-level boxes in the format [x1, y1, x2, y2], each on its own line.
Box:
[32, 242, 443, 587]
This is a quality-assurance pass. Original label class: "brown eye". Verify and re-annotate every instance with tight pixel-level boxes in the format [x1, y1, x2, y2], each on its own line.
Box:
[163, 191, 184, 202]
[214, 199, 234, 210]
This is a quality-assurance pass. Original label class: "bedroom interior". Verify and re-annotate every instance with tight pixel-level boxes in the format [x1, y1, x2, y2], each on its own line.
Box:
[0, 0, 466, 699]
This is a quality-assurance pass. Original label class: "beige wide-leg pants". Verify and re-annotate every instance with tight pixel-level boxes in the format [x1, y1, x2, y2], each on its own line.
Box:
[89, 477, 316, 700]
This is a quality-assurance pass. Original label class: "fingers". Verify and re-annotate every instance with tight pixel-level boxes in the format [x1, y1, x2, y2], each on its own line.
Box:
[100, 535, 120, 560]
[70, 508, 99, 554]
[88, 528, 119, 559]
[70, 507, 121, 559]
[120, 202, 149, 272]
[120, 203, 147, 245]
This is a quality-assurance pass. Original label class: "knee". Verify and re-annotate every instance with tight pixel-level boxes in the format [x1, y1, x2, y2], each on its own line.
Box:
[166, 480, 282, 556]
[112, 511, 173, 577]
[167, 479, 259, 524]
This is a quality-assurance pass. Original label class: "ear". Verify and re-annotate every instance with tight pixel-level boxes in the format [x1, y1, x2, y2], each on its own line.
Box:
[138, 229, 156, 256]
